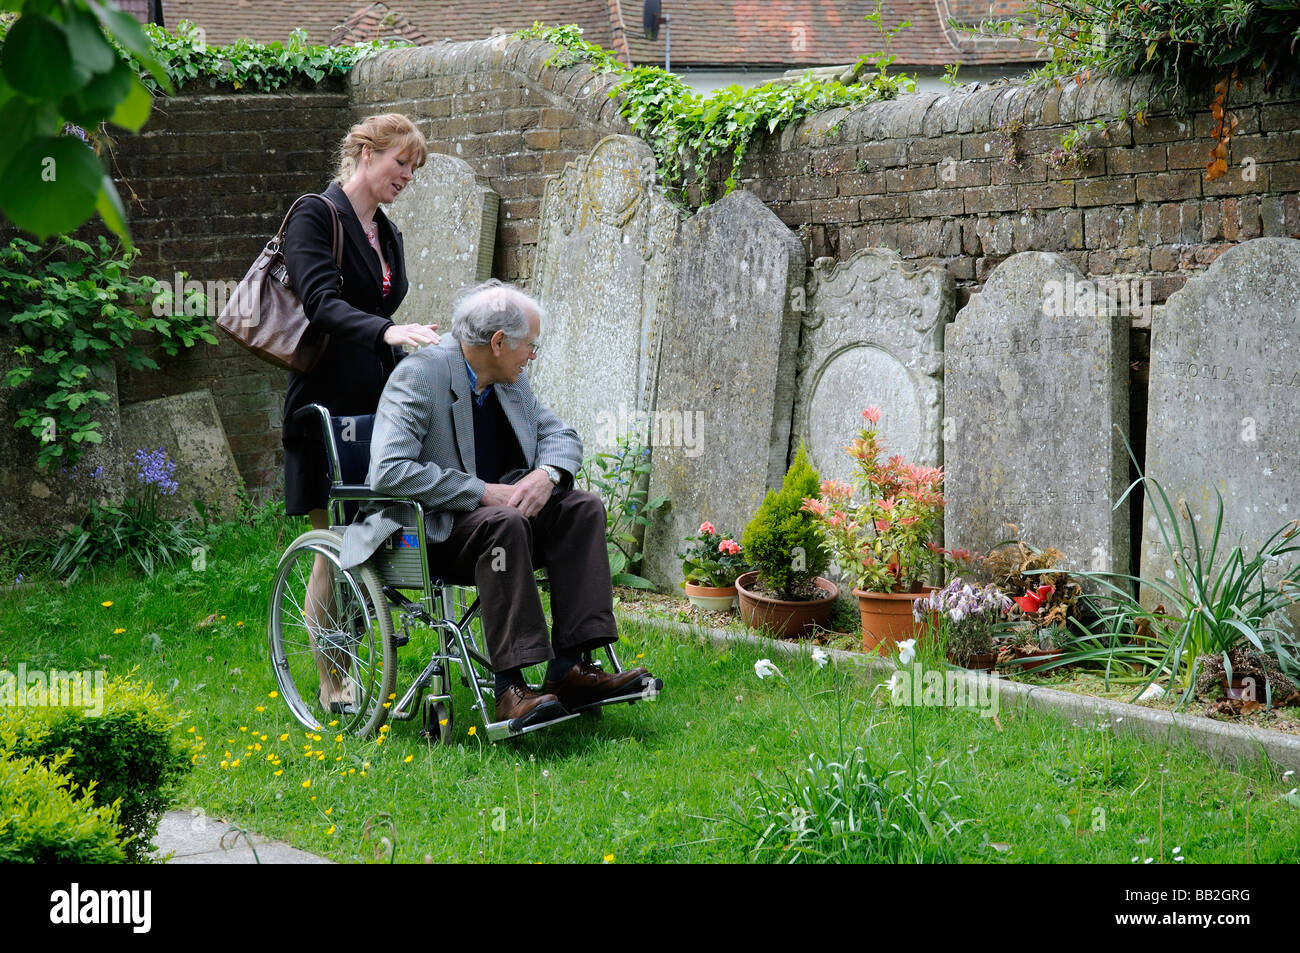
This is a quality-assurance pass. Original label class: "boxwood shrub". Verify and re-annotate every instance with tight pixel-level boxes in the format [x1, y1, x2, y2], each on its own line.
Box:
[1, 674, 192, 862]
[0, 751, 126, 863]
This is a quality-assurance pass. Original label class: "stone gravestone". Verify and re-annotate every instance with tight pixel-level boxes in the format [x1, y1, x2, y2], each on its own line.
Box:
[0, 346, 124, 542]
[794, 248, 955, 488]
[530, 135, 679, 450]
[1142, 237, 1300, 630]
[384, 152, 497, 325]
[641, 190, 806, 589]
[119, 390, 245, 519]
[945, 252, 1129, 574]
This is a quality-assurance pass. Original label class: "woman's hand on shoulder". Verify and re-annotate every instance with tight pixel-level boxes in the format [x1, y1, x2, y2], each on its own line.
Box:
[383, 322, 441, 350]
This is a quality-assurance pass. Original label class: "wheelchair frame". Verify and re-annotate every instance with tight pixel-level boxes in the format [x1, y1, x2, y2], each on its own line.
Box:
[267, 404, 650, 741]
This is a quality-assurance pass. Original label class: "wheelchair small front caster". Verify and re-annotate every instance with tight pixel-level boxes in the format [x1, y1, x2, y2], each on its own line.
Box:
[420, 699, 453, 745]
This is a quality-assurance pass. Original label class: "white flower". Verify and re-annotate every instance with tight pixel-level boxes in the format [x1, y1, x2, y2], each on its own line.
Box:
[754, 658, 782, 680]
[886, 672, 902, 697]
[897, 639, 917, 665]
[1284, 770, 1295, 779]
[811, 647, 829, 669]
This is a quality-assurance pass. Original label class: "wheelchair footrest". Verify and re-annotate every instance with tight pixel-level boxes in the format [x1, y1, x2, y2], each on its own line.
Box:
[566, 677, 663, 713]
[485, 712, 581, 741]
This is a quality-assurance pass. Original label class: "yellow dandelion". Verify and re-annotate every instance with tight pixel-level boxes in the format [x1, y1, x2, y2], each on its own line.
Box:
[220, 760, 229, 769]
[348, 768, 356, 775]
[230, 759, 241, 768]
[603, 854, 614, 864]
[359, 771, 367, 777]
[239, 726, 248, 732]
[324, 807, 333, 816]
[636, 653, 645, 659]
[259, 734, 267, 741]
[236, 621, 244, 627]
[312, 733, 322, 741]
[302, 779, 311, 789]
[187, 727, 196, 734]
[101, 601, 113, 607]
[268, 690, 278, 698]
[221, 615, 226, 620]
[310, 795, 317, 801]
[334, 734, 343, 743]
[274, 769, 284, 777]
[328, 720, 338, 727]
[266, 754, 275, 761]
[468, 726, 477, 736]
[317, 753, 325, 761]
[113, 627, 126, 634]
[404, 754, 414, 763]
[335, 755, 342, 761]
[376, 735, 385, 745]
[254, 743, 262, 751]
[279, 733, 289, 741]
[439, 718, 448, 726]
[326, 825, 336, 835]
[379, 725, 390, 734]
[255, 705, 266, 713]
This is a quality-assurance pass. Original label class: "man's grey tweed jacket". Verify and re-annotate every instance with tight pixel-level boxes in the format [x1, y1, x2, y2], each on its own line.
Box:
[339, 339, 584, 571]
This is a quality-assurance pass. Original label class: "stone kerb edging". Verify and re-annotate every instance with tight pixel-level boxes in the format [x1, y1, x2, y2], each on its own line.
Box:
[623, 611, 1300, 773]
[348, 36, 629, 132]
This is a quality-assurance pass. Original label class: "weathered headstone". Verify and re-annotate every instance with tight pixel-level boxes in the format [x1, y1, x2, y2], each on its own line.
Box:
[384, 152, 497, 324]
[641, 190, 806, 589]
[0, 346, 124, 542]
[1143, 237, 1300, 629]
[530, 135, 679, 449]
[794, 249, 955, 487]
[119, 390, 245, 519]
[945, 252, 1129, 574]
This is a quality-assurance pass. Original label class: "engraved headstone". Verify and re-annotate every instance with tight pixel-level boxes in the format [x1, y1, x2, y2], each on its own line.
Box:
[945, 252, 1129, 573]
[794, 249, 955, 487]
[119, 390, 245, 519]
[1143, 237, 1300, 629]
[530, 135, 679, 449]
[641, 190, 806, 589]
[385, 152, 498, 325]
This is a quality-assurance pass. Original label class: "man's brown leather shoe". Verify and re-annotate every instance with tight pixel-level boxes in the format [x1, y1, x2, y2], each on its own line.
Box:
[542, 660, 651, 710]
[495, 683, 566, 728]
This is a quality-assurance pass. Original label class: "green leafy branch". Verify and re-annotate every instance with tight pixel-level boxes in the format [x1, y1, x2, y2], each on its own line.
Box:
[0, 234, 216, 468]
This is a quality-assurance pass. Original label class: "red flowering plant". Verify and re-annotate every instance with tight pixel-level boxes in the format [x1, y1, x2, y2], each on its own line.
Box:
[801, 406, 947, 593]
[677, 521, 750, 589]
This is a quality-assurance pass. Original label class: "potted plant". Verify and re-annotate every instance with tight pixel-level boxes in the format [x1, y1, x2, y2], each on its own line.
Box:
[916, 578, 1012, 671]
[677, 521, 749, 610]
[736, 442, 838, 638]
[1000, 617, 1070, 673]
[803, 406, 947, 655]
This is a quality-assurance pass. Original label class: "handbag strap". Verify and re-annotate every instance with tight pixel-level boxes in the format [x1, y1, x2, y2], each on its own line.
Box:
[270, 193, 344, 270]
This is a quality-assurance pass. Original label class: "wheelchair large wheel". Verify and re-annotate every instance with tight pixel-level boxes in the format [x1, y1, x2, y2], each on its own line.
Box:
[268, 529, 396, 737]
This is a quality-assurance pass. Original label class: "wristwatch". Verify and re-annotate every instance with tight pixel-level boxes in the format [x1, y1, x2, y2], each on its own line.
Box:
[539, 464, 561, 485]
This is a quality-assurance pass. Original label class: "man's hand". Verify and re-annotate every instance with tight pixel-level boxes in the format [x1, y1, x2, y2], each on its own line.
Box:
[508, 469, 555, 518]
[479, 483, 516, 508]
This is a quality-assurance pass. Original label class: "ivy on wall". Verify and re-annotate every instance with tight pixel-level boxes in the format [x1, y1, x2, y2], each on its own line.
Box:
[514, 22, 916, 205]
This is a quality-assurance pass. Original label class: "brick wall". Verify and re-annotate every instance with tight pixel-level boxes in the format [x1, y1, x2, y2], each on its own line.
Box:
[109, 79, 347, 497]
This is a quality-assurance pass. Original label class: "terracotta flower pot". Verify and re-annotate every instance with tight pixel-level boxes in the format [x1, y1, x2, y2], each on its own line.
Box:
[1009, 648, 1066, 673]
[949, 651, 997, 672]
[735, 571, 838, 639]
[854, 587, 934, 656]
[683, 581, 738, 611]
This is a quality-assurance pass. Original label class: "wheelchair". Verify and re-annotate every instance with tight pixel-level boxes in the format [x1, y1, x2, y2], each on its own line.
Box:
[267, 404, 655, 742]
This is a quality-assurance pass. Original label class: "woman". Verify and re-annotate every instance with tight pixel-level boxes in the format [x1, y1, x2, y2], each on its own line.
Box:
[281, 113, 440, 710]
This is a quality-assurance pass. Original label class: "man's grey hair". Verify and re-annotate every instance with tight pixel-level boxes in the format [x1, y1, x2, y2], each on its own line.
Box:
[451, 279, 542, 347]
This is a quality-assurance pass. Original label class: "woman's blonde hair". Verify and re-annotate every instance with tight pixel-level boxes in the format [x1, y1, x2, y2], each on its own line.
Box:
[334, 113, 428, 184]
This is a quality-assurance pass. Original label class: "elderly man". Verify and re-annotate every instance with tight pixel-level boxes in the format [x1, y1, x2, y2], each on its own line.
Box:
[341, 280, 653, 728]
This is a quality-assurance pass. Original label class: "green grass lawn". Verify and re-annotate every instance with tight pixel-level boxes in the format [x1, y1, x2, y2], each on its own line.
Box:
[3, 514, 1298, 863]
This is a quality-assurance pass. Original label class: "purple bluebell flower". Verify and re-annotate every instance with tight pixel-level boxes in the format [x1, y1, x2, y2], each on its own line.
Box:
[134, 447, 179, 495]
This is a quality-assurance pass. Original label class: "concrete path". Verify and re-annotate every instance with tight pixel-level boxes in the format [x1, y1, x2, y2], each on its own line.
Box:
[150, 810, 333, 864]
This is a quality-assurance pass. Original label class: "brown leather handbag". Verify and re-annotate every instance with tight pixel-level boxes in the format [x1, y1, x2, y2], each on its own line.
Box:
[217, 194, 342, 373]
